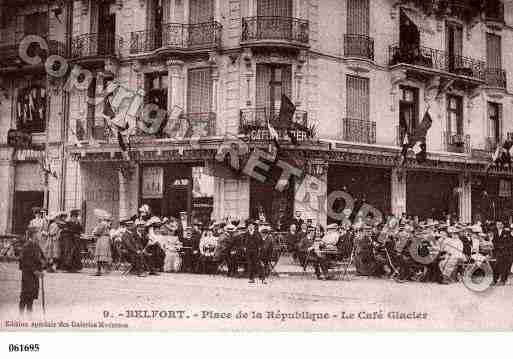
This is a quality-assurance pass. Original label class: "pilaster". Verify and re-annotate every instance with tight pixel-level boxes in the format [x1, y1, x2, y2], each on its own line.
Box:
[391, 167, 407, 217]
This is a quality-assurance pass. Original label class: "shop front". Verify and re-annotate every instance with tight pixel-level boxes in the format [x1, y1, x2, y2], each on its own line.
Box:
[327, 164, 392, 223]
[471, 175, 513, 223]
[139, 162, 214, 224]
[406, 171, 459, 220]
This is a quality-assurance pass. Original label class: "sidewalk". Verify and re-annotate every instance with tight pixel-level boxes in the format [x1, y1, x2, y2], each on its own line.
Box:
[274, 255, 356, 276]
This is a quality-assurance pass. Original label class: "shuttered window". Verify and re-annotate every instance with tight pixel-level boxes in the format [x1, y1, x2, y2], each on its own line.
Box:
[256, 64, 292, 113]
[187, 68, 212, 114]
[189, 0, 214, 23]
[447, 95, 463, 135]
[24, 12, 48, 36]
[347, 0, 369, 35]
[346, 75, 369, 121]
[487, 33, 502, 69]
[488, 102, 502, 145]
[257, 0, 292, 17]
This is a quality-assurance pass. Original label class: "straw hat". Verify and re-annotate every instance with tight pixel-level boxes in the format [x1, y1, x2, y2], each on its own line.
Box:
[94, 208, 111, 221]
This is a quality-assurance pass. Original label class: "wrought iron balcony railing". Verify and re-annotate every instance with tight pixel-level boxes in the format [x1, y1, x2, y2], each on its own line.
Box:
[443, 132, 471, 154]
[241, 16, 309, 45]
[0, 39, 67, 69]
[240, 107, 309, 140]
[71, 33, 123, 59]
[340, 118, 376, 144]
[344, 34, 374, 60]
[240, 107, 307, 128]
[485, 68, 507, 89]
[389, 44, 486, 82]
[80, 112, 217, 144]
[130, 22, 222, 54]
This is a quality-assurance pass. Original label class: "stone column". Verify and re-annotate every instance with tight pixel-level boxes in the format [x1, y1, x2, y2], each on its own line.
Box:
[211, 65, 220, 135]
[295, 69, 303, 108]
[391, 167, 407, 217]
[0, 148, 15, 234]
[459, 173, 472, 223]
[118, 163, 135, 221]
[167, 59, 185, 112]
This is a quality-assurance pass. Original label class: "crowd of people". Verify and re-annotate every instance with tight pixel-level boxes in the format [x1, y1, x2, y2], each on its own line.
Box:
[16, 205, 513, 314]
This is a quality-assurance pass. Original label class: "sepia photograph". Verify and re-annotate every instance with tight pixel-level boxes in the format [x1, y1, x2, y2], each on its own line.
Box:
[1, 0, 513, 337]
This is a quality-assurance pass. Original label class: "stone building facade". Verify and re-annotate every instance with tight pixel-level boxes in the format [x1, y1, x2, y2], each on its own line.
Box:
[1, 0, 512, 234]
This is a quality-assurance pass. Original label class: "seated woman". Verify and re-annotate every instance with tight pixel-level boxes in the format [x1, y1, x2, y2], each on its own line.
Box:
[149, 218, 182, 273]
[199, 228, 219, 274]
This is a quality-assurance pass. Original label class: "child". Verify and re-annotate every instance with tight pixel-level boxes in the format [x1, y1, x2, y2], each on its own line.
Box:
[19, 226, 44, 315]
[92, 210, 113, 276]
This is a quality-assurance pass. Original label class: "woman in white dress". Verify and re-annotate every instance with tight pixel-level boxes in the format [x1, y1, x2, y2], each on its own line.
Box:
[147, 218, 182, 272]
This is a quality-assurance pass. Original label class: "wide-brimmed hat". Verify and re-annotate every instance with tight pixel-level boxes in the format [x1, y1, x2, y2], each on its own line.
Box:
[119, 216, 133, 225]
[225, 224, 236, 232]
[326, 223, 338, 231]
[260, 226, 272, 233]
[138, 204, 150, 213]
[94, 208, 112, 221]
[69, 209, 80, 217]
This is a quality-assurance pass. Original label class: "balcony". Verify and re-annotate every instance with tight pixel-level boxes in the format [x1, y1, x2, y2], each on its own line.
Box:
[0, 38, 67, 72]
[344, 34, 374, 61]
[78, 112, 217, 144]
[71, 33, 123, 64]
[339, 118, 376, 144]
[443, 132, 471, 154]
[389, 44, 486, 84]
[241, 16, 309, 49]
[485, 68, 507, 89]
[239, 107, 310, 141]
[129, 22, 222, 55]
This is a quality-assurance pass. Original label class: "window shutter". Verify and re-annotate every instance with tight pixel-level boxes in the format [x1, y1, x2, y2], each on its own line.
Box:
[189, 0, 214, 23]
[187, 68, 212, 114]
[257, 0, 292, 17]
[347, 0, 369, 35]
[487, 33, 502, 69]
[256, 64, 272, 109]
[346, 75, 369, 121]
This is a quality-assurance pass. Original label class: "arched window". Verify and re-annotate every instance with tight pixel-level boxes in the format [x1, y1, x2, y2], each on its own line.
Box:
[16, 85, 47, 133]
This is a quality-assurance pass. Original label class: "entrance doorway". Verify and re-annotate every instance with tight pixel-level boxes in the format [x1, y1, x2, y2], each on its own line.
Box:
[12, 191, 44, 235]
[140, 163, 214, 223]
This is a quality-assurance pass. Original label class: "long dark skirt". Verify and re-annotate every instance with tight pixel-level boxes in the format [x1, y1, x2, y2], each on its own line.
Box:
[20, 271, 39, 302]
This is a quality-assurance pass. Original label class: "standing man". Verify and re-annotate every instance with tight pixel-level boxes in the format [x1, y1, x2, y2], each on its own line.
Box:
[492, 221, 513, 285]
[19, 226, 44, 315]
[62, 209, 83, 272]
[28, 207, 48, 253]
[46, 212, 66, 272]
[244, 220, 263, 283]
[291, 210, 304, 229]
[260, 225, 276, 284]
[223, 224, 240, 277]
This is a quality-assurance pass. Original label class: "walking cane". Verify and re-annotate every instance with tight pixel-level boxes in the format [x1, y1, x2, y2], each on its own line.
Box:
[41, 274, 46, 315]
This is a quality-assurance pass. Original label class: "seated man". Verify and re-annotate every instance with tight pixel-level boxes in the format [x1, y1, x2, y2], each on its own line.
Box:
[297, 227, 315, 271]
[118, 218, 146, 276]
[438, 227, 466, 283]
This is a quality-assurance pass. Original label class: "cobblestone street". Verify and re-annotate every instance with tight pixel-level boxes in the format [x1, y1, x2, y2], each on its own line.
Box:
[1, 262, 512, 330]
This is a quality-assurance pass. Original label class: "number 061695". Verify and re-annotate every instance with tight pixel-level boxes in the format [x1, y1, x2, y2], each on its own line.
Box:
[8, 344, 40, 352]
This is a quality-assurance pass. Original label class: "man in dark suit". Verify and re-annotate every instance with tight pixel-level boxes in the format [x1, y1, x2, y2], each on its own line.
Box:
[244, 220, 263, 283]
[290, 211, 304, 230]
[492, 221, 513, 285]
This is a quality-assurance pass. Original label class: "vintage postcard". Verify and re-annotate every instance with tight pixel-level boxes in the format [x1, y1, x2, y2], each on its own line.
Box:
[1, 0, 513, 333]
